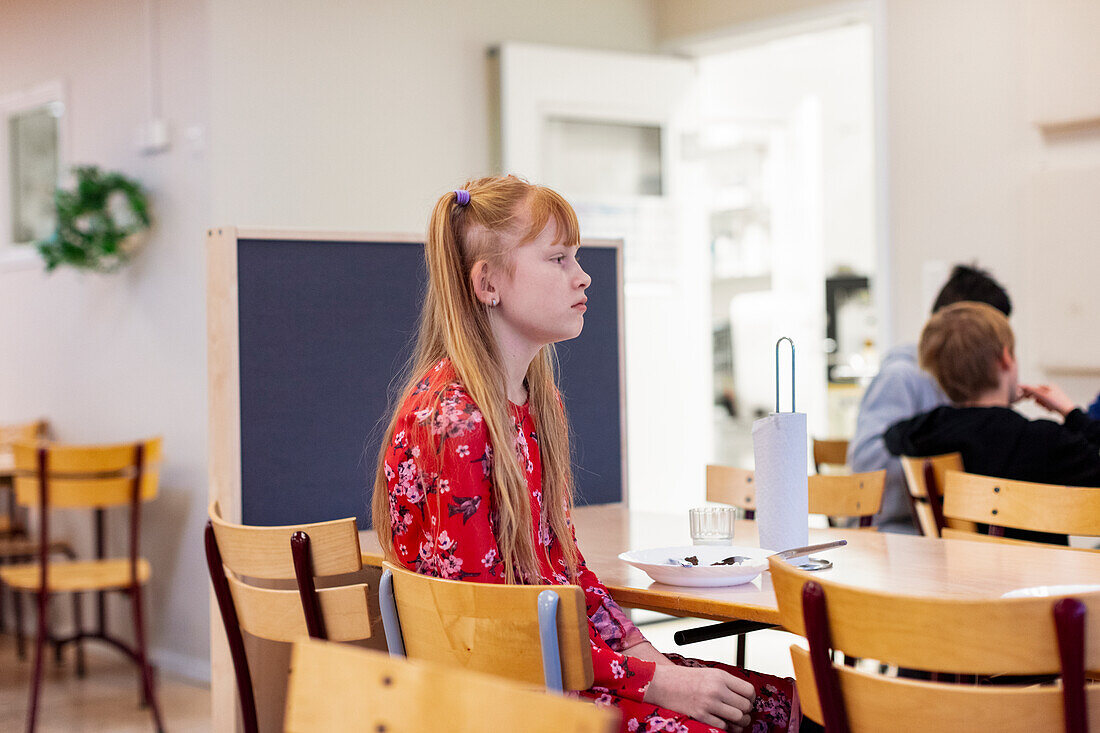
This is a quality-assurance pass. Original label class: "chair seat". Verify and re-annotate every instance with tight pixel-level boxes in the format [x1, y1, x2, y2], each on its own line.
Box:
[0, 557, 150, 592]
[0, 538, 70, 560]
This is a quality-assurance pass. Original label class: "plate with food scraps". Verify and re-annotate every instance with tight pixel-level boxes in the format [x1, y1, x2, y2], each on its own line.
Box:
[618, 545, 770, 587]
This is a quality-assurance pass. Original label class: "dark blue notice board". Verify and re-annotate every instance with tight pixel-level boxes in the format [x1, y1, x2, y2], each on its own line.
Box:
[237, 236, 624, 528]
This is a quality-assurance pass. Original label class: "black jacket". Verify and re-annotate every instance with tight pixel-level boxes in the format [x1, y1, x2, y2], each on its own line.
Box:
[884, 406, 1100, 543]
[884, 406, 1100, 487]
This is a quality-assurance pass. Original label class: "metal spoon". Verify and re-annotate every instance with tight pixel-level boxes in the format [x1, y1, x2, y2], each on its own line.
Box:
[769, 539, 847, 561]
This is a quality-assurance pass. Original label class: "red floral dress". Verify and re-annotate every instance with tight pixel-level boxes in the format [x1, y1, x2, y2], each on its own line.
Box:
[382, 359, 799, 733]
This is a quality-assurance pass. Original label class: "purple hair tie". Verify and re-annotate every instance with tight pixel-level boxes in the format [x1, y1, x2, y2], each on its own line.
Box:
[454, 189, 470, 206]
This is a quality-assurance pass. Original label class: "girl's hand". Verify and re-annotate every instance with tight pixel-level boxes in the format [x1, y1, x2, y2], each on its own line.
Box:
[644, 663, 755, 731]
[1019, 383, 1076, 416]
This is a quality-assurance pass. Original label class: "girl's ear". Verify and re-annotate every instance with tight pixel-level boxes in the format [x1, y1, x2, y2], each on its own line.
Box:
[470, 260, 497, 306]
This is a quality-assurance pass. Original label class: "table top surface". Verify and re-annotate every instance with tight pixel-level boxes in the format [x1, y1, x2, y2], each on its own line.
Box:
[359, 502, 1100, 625]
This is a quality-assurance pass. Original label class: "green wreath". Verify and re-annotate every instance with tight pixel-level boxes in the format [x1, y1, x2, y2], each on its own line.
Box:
[36, 165, 151, 273]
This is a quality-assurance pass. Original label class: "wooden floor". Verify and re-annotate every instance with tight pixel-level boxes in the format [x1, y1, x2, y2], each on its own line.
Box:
[0, 632, 212, 732]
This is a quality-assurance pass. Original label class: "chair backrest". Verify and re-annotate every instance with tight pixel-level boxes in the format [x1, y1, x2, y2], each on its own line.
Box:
[706, 464, 756, 517]
[807, 470, 886, 526]
[943, 471, 1100, 539]
[12, 439, 162, 576]
[284, 638, 618, 733]
[769, 555, 1100, 731]
[899, 452, 972, 536]
[206, 502, 370, 643]
[708, 465, 884, 524]
[0, 420, 47, 533]
[0, 419, 48, 449]
[205, 502, 371, 733]
[12, 438, 161, 509]
[939, 526, 1100, 552]
[379, 560, 593, 692]
[812, 438, 850, 474]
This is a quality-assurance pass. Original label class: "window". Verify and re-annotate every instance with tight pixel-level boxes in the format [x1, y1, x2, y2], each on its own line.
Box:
[0, 81, 65, 265]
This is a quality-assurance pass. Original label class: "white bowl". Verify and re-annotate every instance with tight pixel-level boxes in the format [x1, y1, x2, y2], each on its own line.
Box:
[618, 545, 769, 587]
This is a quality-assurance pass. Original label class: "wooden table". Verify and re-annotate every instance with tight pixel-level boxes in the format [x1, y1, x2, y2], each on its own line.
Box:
[360, 502, 1100, 627]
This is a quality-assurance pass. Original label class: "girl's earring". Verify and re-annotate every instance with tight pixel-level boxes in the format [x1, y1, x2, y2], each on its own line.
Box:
[491, 298, 498, 307]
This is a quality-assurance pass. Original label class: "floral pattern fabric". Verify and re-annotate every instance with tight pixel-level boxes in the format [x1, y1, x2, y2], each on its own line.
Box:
[382, 359, 798, 732]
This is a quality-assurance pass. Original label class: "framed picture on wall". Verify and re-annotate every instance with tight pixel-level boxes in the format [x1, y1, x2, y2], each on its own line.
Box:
[0, 80, 66, 266]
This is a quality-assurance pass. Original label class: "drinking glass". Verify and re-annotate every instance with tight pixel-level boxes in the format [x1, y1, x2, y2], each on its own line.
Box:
[689, 506, 735, 545]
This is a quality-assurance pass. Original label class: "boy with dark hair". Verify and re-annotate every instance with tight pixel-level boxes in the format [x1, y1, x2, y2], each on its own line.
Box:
[884, 302, 1100, 540]
[848, 264, 1012, 533]
[930, 265, 1013, 316]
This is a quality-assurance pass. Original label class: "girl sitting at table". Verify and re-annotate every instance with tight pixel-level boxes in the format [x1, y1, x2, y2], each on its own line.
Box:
[373, 175, 802, 733]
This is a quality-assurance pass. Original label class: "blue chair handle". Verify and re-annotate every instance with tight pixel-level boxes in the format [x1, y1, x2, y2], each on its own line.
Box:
[379, 569, 406, 657]
[537, 589, 564, 691]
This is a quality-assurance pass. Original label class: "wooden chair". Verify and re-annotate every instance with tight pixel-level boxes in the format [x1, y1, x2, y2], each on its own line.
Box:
[808, 470, 886, 528]
[0, 420, 48, 536]
[899, 452, 976, 537]
[378, 560, 593, 692]
[285, 637, 618, 733]
[938, 527, 1100, 552]
[0, 420, 71, 641]
[812, 439, 859, 532]
[707, 465, 885, 527]
[809, 470, 887, 668]
[942, 470, 1100, 544]
[693, 466, 883, 665]
[205, 501, 372, 733]
[769, 555, 1100, 731]
[705, 464, 756, 519]
[0, 438, 164, 732]
[812, 438, 850, 474]
[699, 465, 763, 664]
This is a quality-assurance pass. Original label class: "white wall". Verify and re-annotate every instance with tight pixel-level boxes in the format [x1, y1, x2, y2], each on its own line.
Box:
[208, 0, 659, 230]
[2, 0, 660, 687]
[882, 0, 1100, 406]
[0, 0, 212, 680]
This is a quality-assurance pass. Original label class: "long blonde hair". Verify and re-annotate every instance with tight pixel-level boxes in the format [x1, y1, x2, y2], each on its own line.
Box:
[373, 175, 581, 584]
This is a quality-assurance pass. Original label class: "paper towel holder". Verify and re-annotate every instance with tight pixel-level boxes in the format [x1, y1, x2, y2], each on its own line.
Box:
[775, 336, 832, 571]
[775, 337, 795, 413]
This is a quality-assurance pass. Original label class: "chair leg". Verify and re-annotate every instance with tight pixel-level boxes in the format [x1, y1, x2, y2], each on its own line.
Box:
[130, 585, 165, 733]
[72, 591, 85, 677]
[15, 590, 26, 659]
[735, 634, 746, 668]
[26, 590, 50, 733]
[0, 577, 7, 634]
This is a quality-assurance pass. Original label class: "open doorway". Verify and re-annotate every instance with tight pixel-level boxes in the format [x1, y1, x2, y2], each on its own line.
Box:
[689, 20, 877, 470]
[497, 13, 877, 510]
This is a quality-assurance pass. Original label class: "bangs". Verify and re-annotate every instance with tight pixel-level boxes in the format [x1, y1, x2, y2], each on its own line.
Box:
[522, 186, 580, 248]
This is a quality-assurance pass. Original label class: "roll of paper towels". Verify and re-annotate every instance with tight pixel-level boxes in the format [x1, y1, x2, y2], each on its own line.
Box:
[752, 411, 808, 551]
